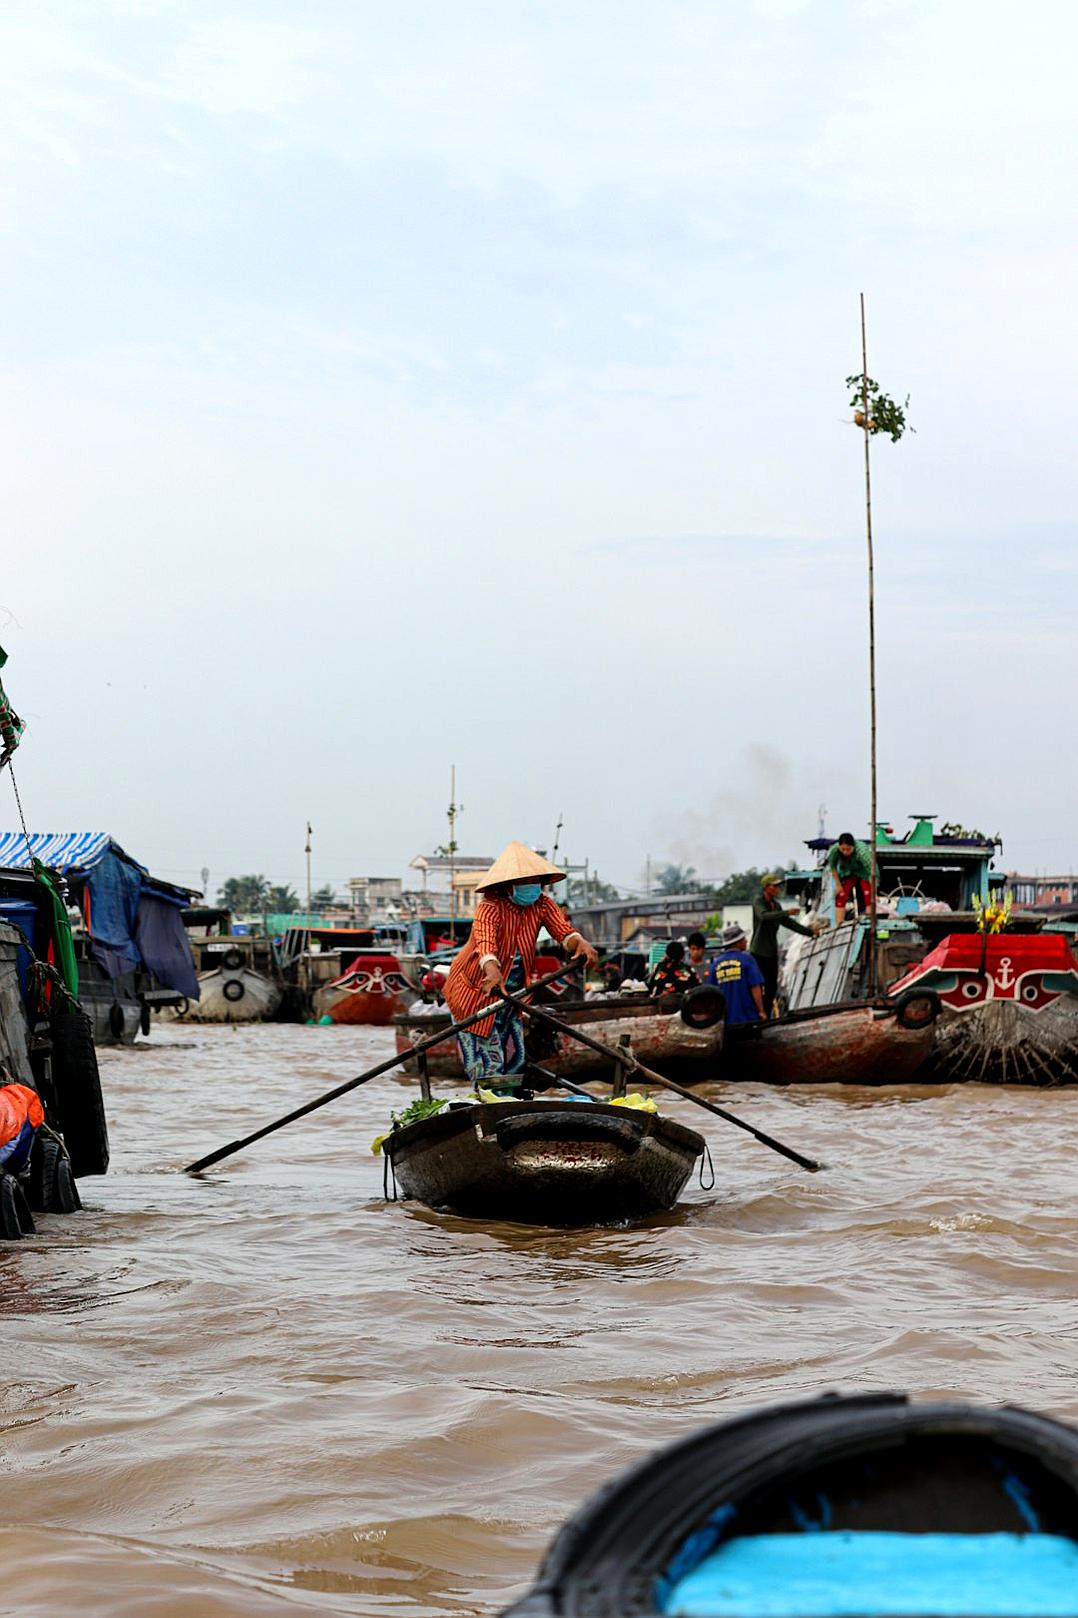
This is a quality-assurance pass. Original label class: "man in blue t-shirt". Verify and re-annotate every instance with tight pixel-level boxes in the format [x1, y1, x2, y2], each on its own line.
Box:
[708, 922, 766, 1023]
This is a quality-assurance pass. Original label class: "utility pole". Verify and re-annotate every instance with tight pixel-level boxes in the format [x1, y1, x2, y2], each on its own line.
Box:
[446, 766, 459, 922]
[305, 822, 313, 919]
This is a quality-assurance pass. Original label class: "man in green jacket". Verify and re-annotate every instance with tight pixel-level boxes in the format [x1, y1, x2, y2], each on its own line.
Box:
[827, 832, 874, 926]
[750, 874, 817, 1017]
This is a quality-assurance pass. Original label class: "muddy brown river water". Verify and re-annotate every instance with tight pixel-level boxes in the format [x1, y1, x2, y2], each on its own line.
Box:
[2, 1022, 1077, 1616]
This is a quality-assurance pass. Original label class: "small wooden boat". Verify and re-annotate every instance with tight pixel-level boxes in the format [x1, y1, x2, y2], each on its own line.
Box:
[394, 994, 724, 1081]
[189, 962, 283, 1023]
[169, 939, 283, 1024]
[311, 954, 413, 1027]
[505, 1391, 1078, 1615]
[384, 1098, 705, 1225]
[722, 991, 940, 1085]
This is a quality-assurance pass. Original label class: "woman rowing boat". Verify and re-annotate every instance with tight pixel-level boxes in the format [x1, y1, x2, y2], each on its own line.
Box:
[442, 842, 599, 1094]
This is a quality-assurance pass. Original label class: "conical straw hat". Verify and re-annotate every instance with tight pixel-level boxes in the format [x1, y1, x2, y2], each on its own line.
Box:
[475, 841, 567, 891]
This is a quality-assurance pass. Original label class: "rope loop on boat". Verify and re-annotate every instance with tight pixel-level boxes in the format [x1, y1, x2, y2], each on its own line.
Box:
[382, 1134, 398, 1201]
[698, 1141, 715, 1191]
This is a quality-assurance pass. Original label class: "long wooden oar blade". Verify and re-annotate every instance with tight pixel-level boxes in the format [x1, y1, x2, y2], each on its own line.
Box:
[503, 991, 825, 1174]
[184, 954, 597, 1174]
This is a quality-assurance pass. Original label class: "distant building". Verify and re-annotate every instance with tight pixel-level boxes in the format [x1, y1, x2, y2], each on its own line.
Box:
[566, 893, 717, 950]
[450, 869, 488, 918]
[1008, 873, 1078, 908]
[348, 875, 404, 922]
[408, 854, 493, 895]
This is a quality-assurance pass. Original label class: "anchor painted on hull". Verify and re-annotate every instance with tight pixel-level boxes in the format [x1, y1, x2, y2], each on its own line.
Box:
[892, 933, 1078, 1016]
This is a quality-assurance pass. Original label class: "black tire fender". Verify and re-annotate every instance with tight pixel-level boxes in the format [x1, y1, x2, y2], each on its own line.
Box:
[49, 1008, 110, 1177]
[679, 985, 726, 1030]
[29, 1134, 80, 1214]
[139, 1002, 152, 1037]
[222, 978, 245, 1003]
[0, 1173, 32, 1239]
[222, 948, 244, 971]
[892, 986, 941, 1030]
[174, 996, 190, 1018]
[108, 1003, 126, 1041]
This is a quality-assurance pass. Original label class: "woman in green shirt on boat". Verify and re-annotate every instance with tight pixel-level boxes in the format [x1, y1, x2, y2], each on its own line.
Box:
[827, 833, 874, 926]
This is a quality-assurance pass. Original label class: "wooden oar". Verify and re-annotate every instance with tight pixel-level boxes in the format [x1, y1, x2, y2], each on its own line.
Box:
[499, 988, 825, 1174]
[183, 955, 597, 1174]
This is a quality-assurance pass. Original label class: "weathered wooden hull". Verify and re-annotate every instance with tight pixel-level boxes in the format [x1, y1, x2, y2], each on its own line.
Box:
[722, 1002, 937, 1086]
[386, 1100, 705, 1225]
[393, 998, 723, 1080]
[184, 968, 282, 1024]
[924, 996, 1078, 1085]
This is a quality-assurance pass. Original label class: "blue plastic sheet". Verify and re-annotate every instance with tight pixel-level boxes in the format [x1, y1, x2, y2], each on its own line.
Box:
[134, 896, 199, 999]
[86, 852, 142, 976]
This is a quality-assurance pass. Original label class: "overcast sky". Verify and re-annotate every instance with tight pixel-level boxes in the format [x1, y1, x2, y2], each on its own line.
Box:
[2, 0, 1075, 898]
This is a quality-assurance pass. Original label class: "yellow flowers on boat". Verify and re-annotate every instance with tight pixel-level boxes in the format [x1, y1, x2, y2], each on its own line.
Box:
[973, 890, 1013, 935]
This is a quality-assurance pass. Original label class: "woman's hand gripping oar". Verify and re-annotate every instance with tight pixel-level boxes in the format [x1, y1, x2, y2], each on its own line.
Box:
[183, 955, 603, 1174]
[496, 986, 825, 1174]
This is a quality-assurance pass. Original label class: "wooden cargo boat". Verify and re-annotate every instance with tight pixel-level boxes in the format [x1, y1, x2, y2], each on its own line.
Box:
[385, 1098, 705, 1225]
[722, 991, 940, 1085]
[782, 816, 1078, 1083]
[394, 994, 724, 1081]
[180, 936, 283, 1023]
[505, 1391, 1078, 1615]
[277, 924, 410, 1024]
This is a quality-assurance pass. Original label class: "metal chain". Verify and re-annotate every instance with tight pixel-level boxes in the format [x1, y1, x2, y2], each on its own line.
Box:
[6, 759, 34, 870]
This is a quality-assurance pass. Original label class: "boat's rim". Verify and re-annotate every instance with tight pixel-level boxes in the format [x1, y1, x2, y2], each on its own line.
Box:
[384, 1098, 706, 1158]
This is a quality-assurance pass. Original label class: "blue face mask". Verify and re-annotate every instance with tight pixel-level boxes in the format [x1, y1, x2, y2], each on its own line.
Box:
[510, 883, 542, 907]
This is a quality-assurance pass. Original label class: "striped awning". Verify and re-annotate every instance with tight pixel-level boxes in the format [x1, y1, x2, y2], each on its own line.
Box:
[0, 832, 116, 873]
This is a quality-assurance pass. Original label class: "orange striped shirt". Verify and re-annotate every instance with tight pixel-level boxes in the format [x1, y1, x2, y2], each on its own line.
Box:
[443, 893, 580, 1036]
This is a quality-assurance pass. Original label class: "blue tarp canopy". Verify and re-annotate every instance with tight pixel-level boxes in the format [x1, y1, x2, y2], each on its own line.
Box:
[0, 832, 198, 998]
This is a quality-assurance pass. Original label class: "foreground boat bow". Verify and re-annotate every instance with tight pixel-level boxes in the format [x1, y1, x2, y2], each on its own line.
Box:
[505, 1392, 1078, 1615]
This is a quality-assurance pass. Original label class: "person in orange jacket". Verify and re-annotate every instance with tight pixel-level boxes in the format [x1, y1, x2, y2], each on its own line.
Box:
[0, 1082, 44, 1174]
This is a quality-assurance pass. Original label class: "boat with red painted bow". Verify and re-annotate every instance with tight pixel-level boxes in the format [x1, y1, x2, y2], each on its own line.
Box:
[781, 816, 1078, 1083]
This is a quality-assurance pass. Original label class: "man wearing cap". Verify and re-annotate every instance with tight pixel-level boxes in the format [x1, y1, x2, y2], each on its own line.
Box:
[443, 842, 599, 1094]
[707, 924, 765, 1024]
[751, 873, 817, 1018]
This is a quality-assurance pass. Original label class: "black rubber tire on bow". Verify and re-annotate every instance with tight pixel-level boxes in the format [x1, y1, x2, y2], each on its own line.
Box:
[893, 986, 941, 1030]
[679, 985, 726, 1030]
[108, 1002, 126, 1040]
[222, 948, 244, 971]
[51, 1149, 81, 1213]
[29, 1134, 80, 1214]
[49, 1007, 110, 1177]
[0, 1173, 27, 1239]
[222, 978, 245, 1003]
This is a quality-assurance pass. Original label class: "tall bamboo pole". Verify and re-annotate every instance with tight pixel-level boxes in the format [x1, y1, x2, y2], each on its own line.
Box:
[859, 293, 878, 993]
